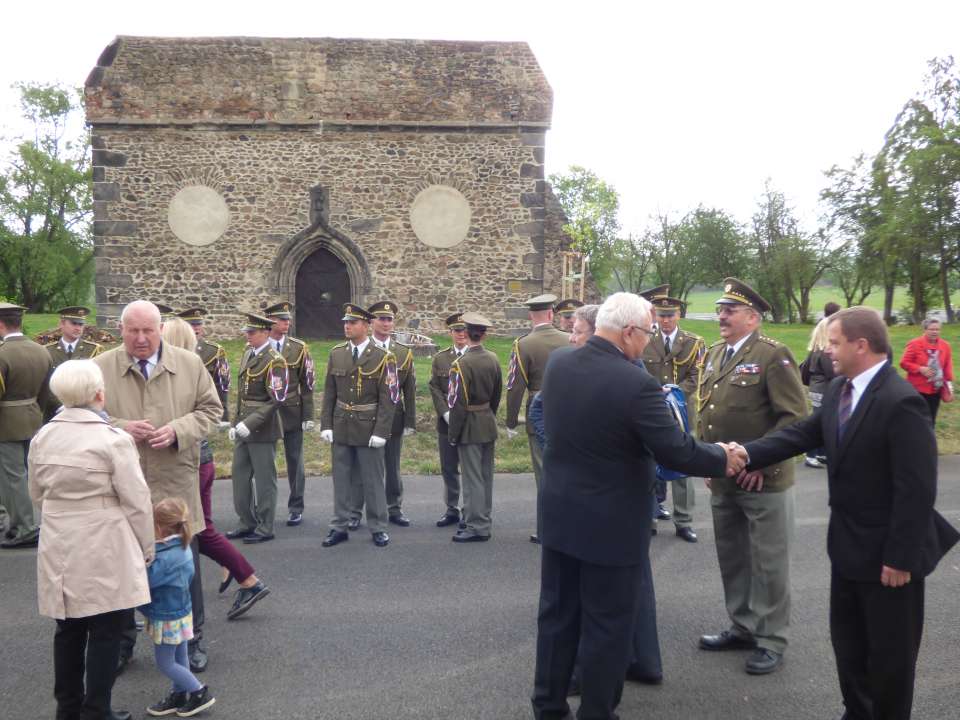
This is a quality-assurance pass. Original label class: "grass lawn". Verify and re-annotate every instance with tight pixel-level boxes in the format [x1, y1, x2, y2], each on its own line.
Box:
[683, 286, 960, 316]
[26, 315, 960, 473]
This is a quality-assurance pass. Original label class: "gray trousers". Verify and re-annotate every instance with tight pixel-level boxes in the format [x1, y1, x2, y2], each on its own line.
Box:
[232, 441, 278, 536]
[334, 443, 387, 533]
[711, 487, 795, 654]
[0, 441, 36, 539]
[529, 434, 544, 489]
[670, 476, 696, 529]
[459, 442, 494, 537]
[282, 428, 306, 513]
[384, 431, 405, 516]
[438, 432, 461, 512]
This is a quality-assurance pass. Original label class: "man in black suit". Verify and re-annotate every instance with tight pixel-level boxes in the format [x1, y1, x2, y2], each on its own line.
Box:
[531, 292, 742, 720]
[737, 306, 959, 720]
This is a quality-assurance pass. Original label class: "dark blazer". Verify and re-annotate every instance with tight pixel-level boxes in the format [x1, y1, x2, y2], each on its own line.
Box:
[540, 335, 726, 567]
[745, 363, 959, 582]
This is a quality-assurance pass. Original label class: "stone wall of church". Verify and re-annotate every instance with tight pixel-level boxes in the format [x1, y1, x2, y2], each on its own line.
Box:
[92, 126, 569, 337]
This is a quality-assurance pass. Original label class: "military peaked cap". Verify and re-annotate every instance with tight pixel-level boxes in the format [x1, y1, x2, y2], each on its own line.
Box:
[639, 284, 670, 302]
[368, 301, 398, 318]
[176, 307, 206, 325]
[264, 301, 293, 319]
[445, 313, 466, 329]
[0, 303, 27, 321]
[342, 303, 373, 322]
[715, 277, 771, 314]
[243, 313, 274, 331]
[525, 294, 558, 311]
[650, 296, 685, 313]
[554, 298, 584, 316]
[152, 302, 175, 319]
[462, 312, 493, 328]
[58, 306, 91, 323]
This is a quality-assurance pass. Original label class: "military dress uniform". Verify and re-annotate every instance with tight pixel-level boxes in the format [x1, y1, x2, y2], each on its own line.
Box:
[320, 305, 398, 545]
[230, 314, 289, 541]
[507, 294, 569, 539]
[349, 301, 415, 527]
[264, 302, 316, 524]
[640, 290, 705, 538]
[696, 279, 807, 668]
[196, 337, 230, 422]
[447, 313, 502, 541]
[42, 306, 102, 422]
[553, 298, 583, 333]
[0, 304, 53, 548]
[429, 313, 469, 524]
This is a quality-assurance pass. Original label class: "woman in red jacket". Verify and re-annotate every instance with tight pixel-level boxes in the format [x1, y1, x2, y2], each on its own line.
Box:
[900, 318, 953, 423]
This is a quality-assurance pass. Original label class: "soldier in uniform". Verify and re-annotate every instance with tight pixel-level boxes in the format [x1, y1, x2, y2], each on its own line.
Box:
[696, 278, 807, 675]
[225, 313, 289, 544]
[177, 308, 230, 426]
[319, 304, 398, 548]
[553, 298, 584, 332]
[506, 294, 570, 543]
[43, 306, 103, 422]
[264, 301, 316, 527]
[0, 303, 53, 548]
[446, 313, 502, 542]
[639, 287, 706, 543]
[429, 313, 469, 527]
[347, 301, 416, 528]
[152, 303, 175, 323]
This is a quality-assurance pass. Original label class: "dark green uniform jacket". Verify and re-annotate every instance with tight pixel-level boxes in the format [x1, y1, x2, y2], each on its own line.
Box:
[447, 345, 502, 445]
[234, 344, 289, 443]
[275, 336, 315, 431]
[429, 346, 462, 434]
[320, 341, 398, 446]
[0, 336, 53, 441]
[641, 327, 705, 430]
[44, 338, 103, 422]
[381, 339, 416, 436]
[197, 338, 230, 422]
[506, 324, 569, 434]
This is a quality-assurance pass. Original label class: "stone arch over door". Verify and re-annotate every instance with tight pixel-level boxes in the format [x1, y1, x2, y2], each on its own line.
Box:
[269, 186, 373, 338]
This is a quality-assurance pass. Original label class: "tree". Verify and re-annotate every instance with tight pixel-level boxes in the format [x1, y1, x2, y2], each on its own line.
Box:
[645, 212, 701, 302]
[0, 83, 93, 311]
[548, 166, 621, 290]
[684, 206, 750, 286]
[608, 233, 652, 293]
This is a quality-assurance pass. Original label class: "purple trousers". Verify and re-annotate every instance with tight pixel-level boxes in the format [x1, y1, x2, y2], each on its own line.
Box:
[198, 461, 255, 583]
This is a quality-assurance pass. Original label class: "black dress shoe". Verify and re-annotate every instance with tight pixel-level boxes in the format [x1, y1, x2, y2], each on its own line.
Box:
[529, 533, 541, 544]
[187, 643, 207, 673]
[322, 529, 349, 547]
[225, 527, 256, 540]
[452, 531, 490, 543]
[0, 529, 39, 548]
[388, 513, 411, 527]
[218, 572, 234, 594]
[436, 511, 460, 527]
[745, 648, 782, 674]
[372, 531, 390, 547]
[699, 630, 757, 651]
[227, 581, 271, 620]
[286, 511, 302, 526]
[242, 532, 275, 544]
[347, 518, 361, 532]
[655, 503, 672, 520]
[625, 665, 663, 685]
[676, 526, 698, 543]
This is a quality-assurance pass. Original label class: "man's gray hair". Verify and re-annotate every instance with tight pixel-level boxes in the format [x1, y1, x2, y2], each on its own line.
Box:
[922, 317, 941, 330]
[49, 360, 105, 409]
[573, 304, 600, 331]
[120, 300, 161, 326]
[595, 293, 652, 332]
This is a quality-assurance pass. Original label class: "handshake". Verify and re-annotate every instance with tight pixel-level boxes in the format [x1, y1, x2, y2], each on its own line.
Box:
[715, 442, 749, 477]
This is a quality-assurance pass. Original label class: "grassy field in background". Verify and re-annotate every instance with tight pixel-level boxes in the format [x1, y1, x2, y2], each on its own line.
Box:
[683, 286, 960, 316]
[25, 315, 960, 472]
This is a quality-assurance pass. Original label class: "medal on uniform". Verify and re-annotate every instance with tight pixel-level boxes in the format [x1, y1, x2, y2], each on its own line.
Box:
[385, 355, 400, 404]
[304, 355, 316, 392]
[447, 367, 461, 409]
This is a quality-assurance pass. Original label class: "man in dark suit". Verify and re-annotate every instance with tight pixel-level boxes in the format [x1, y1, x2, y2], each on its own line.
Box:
[531, 292, 742, 720]
[737, 306, 959, 720]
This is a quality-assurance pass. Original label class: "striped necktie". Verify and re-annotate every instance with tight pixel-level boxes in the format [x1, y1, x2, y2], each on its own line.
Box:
[722, 346, 734, 370]
[837, 379, 854, 439]
[664, 335, 671, 355]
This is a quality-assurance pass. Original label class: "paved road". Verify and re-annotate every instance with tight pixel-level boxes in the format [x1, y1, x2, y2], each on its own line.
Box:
[2, 460, 959, 720]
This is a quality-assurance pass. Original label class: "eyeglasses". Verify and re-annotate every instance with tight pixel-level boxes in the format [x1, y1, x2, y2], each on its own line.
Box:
[715, 306, 746, 317]
[624, 323, 658, 337]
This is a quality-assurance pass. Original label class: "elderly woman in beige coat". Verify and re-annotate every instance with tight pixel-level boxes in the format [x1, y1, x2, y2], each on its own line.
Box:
[29, 359, 155, 720]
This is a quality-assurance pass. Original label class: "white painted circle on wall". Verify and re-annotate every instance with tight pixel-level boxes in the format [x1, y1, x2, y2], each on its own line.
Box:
[410, 185, 471, 248]
[168, 185, 230, 246]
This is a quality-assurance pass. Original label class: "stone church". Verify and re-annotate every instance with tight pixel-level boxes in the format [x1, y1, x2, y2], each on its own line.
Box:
[85, 36, 590, 337]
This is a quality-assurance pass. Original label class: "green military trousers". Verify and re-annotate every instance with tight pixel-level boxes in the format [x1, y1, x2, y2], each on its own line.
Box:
[458, 442, 494, 538]
[0, 441, 37, 540]
[670, 476, 696, 529]
[231, 440, 278, 536]
[333, 444, 387, 534]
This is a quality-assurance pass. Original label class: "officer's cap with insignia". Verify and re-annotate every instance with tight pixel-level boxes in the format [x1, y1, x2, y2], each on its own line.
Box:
[715, 277, 771, 314]
[264, 301, 293, 320]
[368, 301, 398, 319]
[242, 313, 274, 332]
[553, 298, 584, 317]
[58, 306, 91, 324]
[461, 312, 494, 329]
[525, 294, 558, 311]
[650, 296, 686, 315]
[176, 307, 206, 326]
[445, 312, 466, 330]
[638, 284, 670, 303]
[152, 302, 175, 320]
[0, 302, 27, 322]
[342, 303, 374, 322]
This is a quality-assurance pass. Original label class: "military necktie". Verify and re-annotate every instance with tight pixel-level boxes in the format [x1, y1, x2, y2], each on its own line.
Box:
[65, 344, 73, 359]
[837, 379, 854, 439]
[664, 335, 671, 355]
[352, 346, 359, 363]
[722, 346, 734, 369]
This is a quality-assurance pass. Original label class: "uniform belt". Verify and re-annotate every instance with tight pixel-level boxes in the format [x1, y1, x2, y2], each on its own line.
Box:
[242, 400, 272, 407]
[43, 496, 120, 512]
[0, 398, 38, 407]
[337, 400, 377, 411]
[466, 402, 490, 412]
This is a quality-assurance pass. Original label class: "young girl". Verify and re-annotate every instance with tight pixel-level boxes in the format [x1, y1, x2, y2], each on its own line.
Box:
[141, 498, 216, 717]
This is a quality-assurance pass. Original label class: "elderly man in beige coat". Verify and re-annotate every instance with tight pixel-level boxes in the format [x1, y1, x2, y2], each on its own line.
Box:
[94, 300, 222, 674]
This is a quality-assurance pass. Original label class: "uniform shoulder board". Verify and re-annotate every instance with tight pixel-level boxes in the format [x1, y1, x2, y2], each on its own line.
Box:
[708, 339, 726, 349]
[332, 341, 348, 350]
[43, 340, 58, 348]
[758, 335, 784, 348]
[268, 347, 285, 360]
[286, 336, 305, 347]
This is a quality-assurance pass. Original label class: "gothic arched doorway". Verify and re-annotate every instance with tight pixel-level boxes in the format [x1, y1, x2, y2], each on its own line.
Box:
[295, 248, 351, 339]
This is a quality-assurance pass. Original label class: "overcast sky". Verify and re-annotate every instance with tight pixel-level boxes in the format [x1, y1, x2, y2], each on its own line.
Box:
[2, 0, 958, 236]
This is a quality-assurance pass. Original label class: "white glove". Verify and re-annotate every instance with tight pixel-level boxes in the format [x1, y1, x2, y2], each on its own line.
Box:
[302, 420, 315, 432]
[403, 427, 415, 436]
[506, 427, 519, 439]
[443, 411, 450, 424]
[217, 420, 231, 430]
[368, 435, 387, 449]
[235, 422, 250, 439]
[228, 428, 237, 442]
[320, 429, 333, 443]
